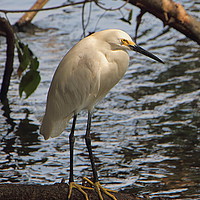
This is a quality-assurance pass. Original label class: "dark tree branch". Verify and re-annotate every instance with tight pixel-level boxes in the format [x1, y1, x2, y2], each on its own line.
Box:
[0, 0, 199, 44]
[135, 9, 146, 42]
[129, 0, 200, 45]
[0, 17, 15, 102]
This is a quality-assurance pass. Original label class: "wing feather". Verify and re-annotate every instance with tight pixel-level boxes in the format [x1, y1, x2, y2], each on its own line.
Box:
[40, 39, 100, 139]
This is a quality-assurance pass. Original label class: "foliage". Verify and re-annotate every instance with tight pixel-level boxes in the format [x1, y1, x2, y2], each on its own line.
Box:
[16, 41, 41, 99]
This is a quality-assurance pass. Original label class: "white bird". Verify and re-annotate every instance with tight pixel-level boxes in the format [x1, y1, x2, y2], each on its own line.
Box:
[40, 29, 164, 200]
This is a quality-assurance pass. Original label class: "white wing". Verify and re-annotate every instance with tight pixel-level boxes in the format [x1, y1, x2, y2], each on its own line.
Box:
[40, 37, 101, 139]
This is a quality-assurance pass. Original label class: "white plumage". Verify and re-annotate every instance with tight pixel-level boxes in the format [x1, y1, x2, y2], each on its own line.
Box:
[40, 29, 163, 200]
[41, 29, 132, 139]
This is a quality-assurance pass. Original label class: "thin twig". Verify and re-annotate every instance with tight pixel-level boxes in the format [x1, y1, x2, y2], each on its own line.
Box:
[82, 1, 87, 37]
[84, 2, 92, 33]
[94, 0, 129, 11]
[94, 10, 107, 31]
[0, 1, 90, 14]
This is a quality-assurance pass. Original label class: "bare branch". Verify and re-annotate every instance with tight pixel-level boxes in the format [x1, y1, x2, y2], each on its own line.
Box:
[129, 0, 200, 45]
[94, 0, 129, 11]
[0, 17, 15, 102]
[0, 1, 90, 14]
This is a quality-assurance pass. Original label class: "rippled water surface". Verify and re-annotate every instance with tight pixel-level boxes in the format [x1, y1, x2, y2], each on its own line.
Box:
[0, 0, 200, 199]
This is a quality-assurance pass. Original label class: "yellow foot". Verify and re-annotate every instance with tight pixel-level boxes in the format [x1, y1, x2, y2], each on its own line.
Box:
[68, 181, 93, 200]
[83, 177, 118, 200]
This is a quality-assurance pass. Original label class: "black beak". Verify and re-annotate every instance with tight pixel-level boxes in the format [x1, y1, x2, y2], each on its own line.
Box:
[129, 45, 164, 64]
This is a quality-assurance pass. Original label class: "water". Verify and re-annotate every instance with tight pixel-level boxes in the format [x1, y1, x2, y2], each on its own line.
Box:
[0, 0, 200, 199]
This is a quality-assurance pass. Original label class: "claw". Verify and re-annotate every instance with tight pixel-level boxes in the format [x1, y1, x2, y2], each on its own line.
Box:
[83, 177, 117, 200]
[68, 182, 94, 200]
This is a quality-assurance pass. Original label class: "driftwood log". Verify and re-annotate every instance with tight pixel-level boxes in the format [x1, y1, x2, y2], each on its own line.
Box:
[15, 0, 49, 28]
[13, 0, 49, 32]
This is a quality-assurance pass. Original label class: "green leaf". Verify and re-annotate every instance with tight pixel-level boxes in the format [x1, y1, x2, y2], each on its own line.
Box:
[16, 41, 35, 77]
[128, 9, 133, 21]
[19, 70, 41, 98]
[17, 44, 23, 63]
[18, 41, 33, 57]
[30, 57, 39, 71]
[16, 40, 41, 98]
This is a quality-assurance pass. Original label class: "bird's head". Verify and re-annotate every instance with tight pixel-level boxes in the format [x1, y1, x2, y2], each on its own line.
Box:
[120, 37, 164, 64]
[97, 29, 164, 64]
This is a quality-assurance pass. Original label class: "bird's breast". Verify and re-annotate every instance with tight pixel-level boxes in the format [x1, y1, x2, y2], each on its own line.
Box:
[102, 49, 129, 81]
[94, 49, 129, 100]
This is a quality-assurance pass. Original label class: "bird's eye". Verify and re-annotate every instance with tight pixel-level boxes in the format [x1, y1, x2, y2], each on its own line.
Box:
[121, 39, 129, 45]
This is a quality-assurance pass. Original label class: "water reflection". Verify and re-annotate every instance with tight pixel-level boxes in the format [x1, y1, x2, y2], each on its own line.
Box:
[1, 98, 16, 137]
[0, 99, 41, 183]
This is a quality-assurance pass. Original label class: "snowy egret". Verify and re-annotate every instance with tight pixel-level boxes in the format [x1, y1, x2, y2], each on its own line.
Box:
[40, 29, 164, 200]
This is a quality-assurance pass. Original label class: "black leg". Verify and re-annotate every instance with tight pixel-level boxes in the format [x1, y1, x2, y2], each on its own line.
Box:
[69, 114, 77, 183]
[68, 114, 94, 200]
[85, 111, 99, 183]
[83, 112, 117, 200]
